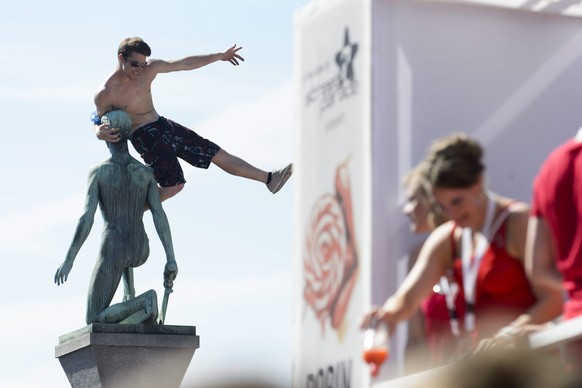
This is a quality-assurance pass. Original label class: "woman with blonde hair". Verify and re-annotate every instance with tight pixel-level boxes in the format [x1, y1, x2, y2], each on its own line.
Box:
[401, 162, 462, 372]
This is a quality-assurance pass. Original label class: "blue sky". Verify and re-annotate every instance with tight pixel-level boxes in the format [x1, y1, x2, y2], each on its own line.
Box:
[0, 1, 309, 386]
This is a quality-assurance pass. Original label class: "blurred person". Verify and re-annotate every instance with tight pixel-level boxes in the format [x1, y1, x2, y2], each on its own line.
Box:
[401, 163, 462, 372]
[435, 346, 582, 388]
[93, 37, 292, 202]
[362, 133, 562, 361]
[526, 128, 582, 365]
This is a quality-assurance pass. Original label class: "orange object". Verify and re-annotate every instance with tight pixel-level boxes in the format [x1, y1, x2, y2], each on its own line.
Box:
[363, 346, 389, 376]
[370, 363, 380, 377]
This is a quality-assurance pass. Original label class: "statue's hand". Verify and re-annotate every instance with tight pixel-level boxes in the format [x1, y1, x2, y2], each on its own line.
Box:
[54, 261, 73, 285]
[164, 260, 178, 289]
[122, 292, 136, 301]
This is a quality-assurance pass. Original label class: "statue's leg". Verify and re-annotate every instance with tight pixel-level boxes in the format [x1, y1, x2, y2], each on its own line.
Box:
[121, 232, 148, 303]
[86, 229, 125, 324]
[86, 258, 123, 324]
[122, 267, 135, 301]
[98, 289, 159, 324]
[121, 289, 158, 324]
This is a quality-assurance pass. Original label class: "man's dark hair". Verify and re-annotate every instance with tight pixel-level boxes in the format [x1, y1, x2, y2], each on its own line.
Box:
[118, 37, 151, 58]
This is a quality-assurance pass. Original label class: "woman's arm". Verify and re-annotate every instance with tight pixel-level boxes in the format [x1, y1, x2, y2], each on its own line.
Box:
[362, 223, 454, 333]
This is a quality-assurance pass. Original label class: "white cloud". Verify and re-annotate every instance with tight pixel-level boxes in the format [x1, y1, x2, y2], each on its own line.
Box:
[170, 272, 292, 311]
[0, 192, 85, 255]
[0, 82, 95, 104]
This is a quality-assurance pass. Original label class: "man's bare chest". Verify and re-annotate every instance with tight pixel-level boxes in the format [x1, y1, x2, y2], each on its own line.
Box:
[112, 85, 151, 104]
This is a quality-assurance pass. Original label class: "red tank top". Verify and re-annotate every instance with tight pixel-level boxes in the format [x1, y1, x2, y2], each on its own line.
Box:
[421, 290, 464, 365]
[451, 213, 537, 338]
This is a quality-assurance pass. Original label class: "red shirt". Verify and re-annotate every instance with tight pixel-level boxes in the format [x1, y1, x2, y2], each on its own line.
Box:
[532, 139, 582, 319]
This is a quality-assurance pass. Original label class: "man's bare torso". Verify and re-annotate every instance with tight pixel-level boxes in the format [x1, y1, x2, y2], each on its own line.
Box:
[98, 68, 160, 132]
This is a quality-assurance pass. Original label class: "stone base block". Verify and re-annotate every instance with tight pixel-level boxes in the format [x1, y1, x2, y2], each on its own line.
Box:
[55, 323, 200, 388]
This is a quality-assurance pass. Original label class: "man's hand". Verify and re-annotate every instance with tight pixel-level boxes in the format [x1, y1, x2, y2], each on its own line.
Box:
[95, 123, 121, 142]
[221, 44, 244, 66]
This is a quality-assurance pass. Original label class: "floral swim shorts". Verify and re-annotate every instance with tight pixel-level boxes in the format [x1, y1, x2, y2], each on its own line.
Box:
[130, 116, 221, 187]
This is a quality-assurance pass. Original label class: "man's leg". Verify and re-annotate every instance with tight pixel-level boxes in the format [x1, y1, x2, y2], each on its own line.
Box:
[211, 148, 268, 182]
[159, 183, 185, 202]
[142, 184, 184, 210]
[211, 149, 293, 194]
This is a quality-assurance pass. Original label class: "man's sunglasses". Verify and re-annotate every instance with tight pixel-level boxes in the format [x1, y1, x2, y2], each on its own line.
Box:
[126, 59, 147, 68]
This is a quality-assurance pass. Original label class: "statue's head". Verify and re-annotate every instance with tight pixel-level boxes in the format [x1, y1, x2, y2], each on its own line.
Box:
[101, 110, 132, 141]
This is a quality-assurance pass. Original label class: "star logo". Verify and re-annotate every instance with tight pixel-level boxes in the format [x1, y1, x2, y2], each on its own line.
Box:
[335, 28, 358, 86]
[303, 26, 359, 113]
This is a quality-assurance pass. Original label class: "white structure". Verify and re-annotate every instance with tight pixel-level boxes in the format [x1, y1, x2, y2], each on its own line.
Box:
[293, 0, 582, 387]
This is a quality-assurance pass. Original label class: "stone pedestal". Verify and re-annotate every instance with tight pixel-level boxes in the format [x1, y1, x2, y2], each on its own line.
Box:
[55, 323, 200, 388]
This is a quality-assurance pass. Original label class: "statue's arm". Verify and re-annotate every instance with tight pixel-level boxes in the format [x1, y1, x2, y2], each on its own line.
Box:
[54, 170, 100, 285]
[147, 179, 178, 282]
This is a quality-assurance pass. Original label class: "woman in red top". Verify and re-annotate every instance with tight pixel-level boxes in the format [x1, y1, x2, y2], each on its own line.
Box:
[362, 133, 562, 357]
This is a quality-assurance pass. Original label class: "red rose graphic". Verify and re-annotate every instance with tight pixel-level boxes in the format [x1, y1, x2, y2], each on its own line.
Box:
[303, 162, 359, 336]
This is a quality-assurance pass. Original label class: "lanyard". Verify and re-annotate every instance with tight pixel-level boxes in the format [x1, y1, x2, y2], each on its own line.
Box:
[439, 274, 460, 337]
[461, 191, 496, 333]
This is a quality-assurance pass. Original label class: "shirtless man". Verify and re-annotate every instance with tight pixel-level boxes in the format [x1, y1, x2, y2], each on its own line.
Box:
[55, 110, 177, 324]
[93, 37, 292, 202]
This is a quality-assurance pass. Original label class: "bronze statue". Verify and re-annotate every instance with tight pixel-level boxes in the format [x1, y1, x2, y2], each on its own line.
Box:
[55, 110, 178, 324]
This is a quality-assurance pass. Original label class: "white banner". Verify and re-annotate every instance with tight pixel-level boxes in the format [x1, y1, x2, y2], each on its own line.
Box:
[293, 0, 370, 386]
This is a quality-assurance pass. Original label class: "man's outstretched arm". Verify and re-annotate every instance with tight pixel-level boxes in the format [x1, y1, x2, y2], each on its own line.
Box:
[151, 44, 244, 73]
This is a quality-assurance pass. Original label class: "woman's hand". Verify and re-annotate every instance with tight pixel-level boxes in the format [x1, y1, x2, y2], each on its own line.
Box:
[360, 304, 397, 336]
